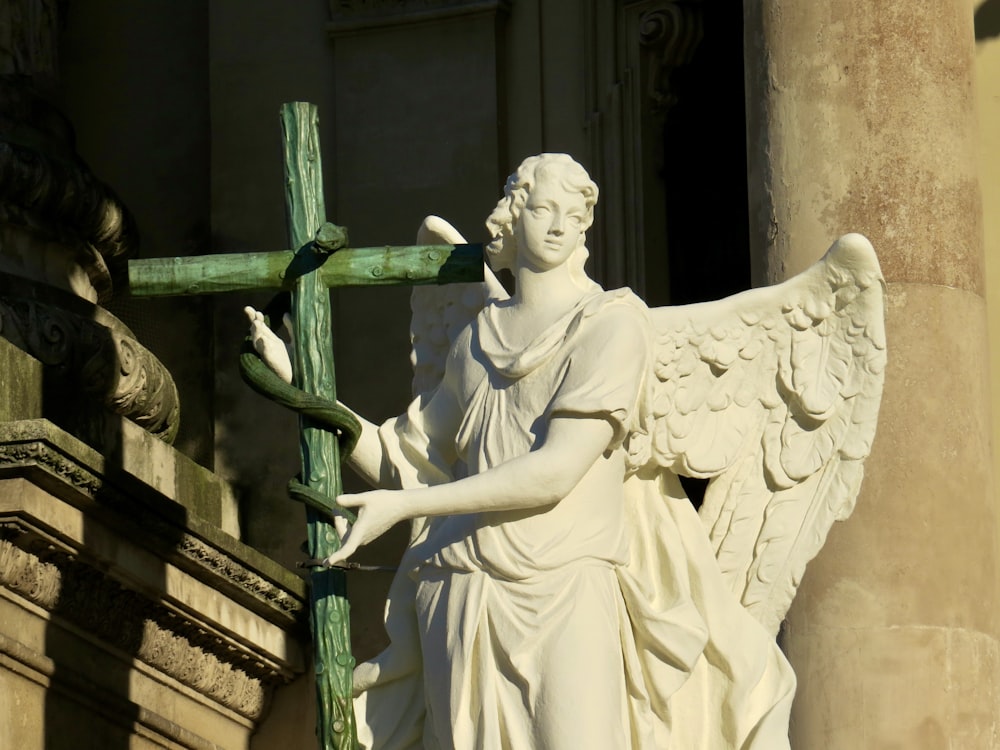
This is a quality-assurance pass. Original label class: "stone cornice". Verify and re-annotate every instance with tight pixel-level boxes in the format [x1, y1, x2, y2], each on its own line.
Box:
[0, 419, 308, 628]
[328, 0, 511, 35]
[0, 531, 270, 719]
[0, 416, 314, 720]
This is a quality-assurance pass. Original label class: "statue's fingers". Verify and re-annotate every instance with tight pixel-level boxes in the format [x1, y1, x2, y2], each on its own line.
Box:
[244, 307, 268, 334]
[325, 538, 357, 566]
[334, 515, 349, 540]
[336, 493, 364, 508]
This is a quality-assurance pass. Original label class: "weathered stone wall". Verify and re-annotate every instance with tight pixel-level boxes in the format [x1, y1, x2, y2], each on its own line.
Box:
[0, 339, 308, 750]
[5, 1, 1000, 747]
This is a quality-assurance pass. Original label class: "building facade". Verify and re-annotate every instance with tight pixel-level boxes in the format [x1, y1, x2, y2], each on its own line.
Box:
[2, 0, 999, 747]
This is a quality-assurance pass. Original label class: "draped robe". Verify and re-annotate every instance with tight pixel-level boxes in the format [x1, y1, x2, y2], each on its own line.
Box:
[354, 289, 796, 750]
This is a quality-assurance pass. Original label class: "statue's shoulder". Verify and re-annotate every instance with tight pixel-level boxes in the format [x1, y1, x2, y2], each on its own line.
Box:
[563, 288, 654, 364]
[578, 287, 652, 331]
[444, 314, 478, 361]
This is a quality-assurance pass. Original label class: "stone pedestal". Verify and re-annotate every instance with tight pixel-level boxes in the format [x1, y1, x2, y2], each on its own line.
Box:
[0, 339, 309, 750]
[744, 2, 999, 745]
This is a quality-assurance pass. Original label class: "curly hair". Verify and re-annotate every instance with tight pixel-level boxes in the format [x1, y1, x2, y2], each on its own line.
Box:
[485, 154, 599, 276]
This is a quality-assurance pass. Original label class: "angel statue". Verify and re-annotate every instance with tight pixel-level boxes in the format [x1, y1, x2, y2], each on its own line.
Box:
[247, 153, 885, 749]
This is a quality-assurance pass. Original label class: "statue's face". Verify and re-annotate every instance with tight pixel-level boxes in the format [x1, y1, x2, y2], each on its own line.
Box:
[514, 170, 588, 273]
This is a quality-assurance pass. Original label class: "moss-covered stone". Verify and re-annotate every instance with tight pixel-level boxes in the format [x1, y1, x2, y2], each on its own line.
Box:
[0, 337, 42, 422]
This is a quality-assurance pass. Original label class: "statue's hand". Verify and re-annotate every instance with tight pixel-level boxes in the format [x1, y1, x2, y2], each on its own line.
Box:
[244, 306, 294, 384]
[324, 489, 407, 565]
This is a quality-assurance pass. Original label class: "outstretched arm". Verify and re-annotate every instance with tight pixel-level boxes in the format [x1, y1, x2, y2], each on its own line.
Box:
[325, 414, 615, 564]
[244, 306, 386, 486]
[335, 402, 385, 488]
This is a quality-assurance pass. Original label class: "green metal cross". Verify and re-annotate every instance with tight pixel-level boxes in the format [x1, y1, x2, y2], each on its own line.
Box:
[128, 102, 482, 750]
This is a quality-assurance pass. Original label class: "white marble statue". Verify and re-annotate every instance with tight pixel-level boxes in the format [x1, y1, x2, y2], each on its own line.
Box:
[247, 153, 886, 749]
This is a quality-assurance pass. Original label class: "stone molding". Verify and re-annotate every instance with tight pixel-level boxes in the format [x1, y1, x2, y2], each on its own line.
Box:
[0, 422, 307, 628]
[0, 276, 180, 443]
[584, 1, 705, 295]
[0, 417, 313, 725]
[0, 529, 269, 718]
[636, 1, 703, 114]
[0, 627, 229, 750]
[328, 0, 511, 35]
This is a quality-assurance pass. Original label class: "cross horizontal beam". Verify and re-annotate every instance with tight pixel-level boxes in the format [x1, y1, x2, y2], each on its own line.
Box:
[128, 242, 484, 297]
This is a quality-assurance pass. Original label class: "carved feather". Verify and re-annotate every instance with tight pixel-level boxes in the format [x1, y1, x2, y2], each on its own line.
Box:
[409, 216, 507, 397]
[637, 233, 886, 635]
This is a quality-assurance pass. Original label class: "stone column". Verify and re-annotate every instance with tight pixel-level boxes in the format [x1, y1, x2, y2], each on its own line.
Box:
[744, 2, 999, 747]
[977, 1, 1000, 578]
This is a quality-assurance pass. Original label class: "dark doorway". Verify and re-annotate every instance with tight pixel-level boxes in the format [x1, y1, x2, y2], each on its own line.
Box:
[657, 1, 751, 307]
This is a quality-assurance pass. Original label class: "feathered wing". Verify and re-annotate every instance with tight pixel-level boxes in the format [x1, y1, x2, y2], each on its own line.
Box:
[409, 216, 507, 397]
[631, 233, 886, 636]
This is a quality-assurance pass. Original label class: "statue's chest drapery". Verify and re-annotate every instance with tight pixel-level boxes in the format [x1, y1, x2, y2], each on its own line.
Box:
[451, 290, 607, 470]
[452, 341, 569, 475]
[425, 292, 650, 579]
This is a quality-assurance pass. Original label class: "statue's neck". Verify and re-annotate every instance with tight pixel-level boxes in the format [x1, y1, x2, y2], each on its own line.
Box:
[498, 263, 591, 349]
[514, 261, 582, 305]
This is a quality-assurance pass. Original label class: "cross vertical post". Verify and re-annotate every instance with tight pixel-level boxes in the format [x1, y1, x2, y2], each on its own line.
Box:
[126, 101, 483, 750]
[280, 102, 355, 750]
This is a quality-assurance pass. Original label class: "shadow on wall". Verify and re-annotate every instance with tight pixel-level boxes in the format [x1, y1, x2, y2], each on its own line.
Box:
[43, 418, 178, 750]
[977, 0, 1000, 40]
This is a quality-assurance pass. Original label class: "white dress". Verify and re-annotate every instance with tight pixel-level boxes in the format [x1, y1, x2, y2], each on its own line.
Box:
[355, 289, 795, 750]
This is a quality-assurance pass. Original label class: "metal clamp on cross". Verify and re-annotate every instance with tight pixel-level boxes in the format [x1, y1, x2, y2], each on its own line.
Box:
[127, 102, 483, 750]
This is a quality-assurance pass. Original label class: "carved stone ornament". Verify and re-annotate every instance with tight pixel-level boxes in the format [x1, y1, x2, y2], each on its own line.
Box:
[0, 525, 273, 719]
[636, 1, 704, 114]
[249, 154, 885, 748]
[327, 0, 511, 34]
[0, 78, 139, 302]
[0, 428, 307, 626]
[0, 276, 180, 443]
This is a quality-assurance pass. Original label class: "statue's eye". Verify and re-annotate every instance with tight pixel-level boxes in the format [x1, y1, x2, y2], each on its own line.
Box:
[530, 205, 551, 217]
[567, 214, 584, 227]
